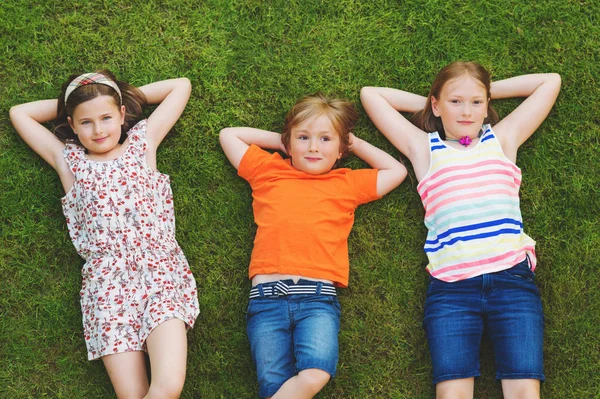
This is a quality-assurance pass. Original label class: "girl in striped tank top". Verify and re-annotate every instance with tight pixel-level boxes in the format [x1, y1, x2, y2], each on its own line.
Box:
[361, 62, 560, 399]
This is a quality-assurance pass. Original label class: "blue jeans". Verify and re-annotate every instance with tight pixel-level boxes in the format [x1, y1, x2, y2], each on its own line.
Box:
[423, 258, 545, 384]
[246, 280, 341, 398]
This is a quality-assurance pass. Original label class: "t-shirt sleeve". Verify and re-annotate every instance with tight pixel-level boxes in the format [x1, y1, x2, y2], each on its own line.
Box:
[348, 168, 381, 205]
[238, 144, 278, 184]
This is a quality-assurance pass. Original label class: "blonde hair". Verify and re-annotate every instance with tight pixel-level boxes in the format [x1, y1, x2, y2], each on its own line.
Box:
[411, 61, 499, 139]
[282, 92, 358, 158]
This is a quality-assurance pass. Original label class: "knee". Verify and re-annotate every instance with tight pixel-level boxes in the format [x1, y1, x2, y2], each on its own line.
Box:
[501, 379, 540, 399]
[116, 389, 148, 399]
[297, 369, 330, 395]
[146, 373, 185, 399]
[436, 378, 474, 399]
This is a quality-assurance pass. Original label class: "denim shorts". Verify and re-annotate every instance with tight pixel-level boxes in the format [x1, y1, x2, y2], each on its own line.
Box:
[246, 279, 341, 398]
[423, 258, 545, 384]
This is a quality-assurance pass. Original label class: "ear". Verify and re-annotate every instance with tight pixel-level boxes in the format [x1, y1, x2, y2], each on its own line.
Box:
[67, 116, 76, 134]
[120, 105, 126, 125]
[431, 96, 441, 117]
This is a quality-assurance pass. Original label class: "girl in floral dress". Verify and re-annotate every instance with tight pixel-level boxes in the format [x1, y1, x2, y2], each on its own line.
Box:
[10, 70, 199, 398]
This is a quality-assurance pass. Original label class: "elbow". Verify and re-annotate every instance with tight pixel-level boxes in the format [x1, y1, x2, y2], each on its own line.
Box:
[394, 163, 408, 184]
[360, 86, 376, 101]
[389, 161, 408, 188]
[219, 127, 232, 144]
[544, 73, 561, 95]
[376, 165, 407, 197]
[178, 77, 191, 87]
[552, 73, 562, 89]
[8, 105, 23, 124]
[9, 105, 19, 118]
[179, 77, 192, 95]
[542, 73, 561, 89]
[219, 127, 240, 147]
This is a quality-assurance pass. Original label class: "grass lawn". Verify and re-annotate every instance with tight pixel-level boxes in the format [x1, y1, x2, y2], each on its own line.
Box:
[1, 0, 598, 397]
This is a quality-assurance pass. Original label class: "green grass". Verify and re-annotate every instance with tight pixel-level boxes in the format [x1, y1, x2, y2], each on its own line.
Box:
[1, 0, 598, 397]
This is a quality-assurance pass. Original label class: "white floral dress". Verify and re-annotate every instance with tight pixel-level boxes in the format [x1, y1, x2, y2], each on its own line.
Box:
[61, 119, 199, 360]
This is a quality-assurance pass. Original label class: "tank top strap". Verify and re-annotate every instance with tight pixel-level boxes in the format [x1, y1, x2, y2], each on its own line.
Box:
[62, 143, 86, 175]
[428, 131, 444, 152]
[479, 124, 494, 142]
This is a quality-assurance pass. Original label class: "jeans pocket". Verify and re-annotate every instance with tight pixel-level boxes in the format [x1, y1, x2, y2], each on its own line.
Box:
[501, 260, 534, 281]
[246, 299, 259, 322]
[328, 296, 342, 315]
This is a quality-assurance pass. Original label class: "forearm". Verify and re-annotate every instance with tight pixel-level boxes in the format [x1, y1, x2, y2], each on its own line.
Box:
[362, 86, 426, 113]
[351, 136, 399, 172]
[351, 135, 407, 197]
[219, 127, 284, 169]
[223, 127, 283, 150]
[10, 99, 58, 124]
[491, 73, 561, 99]
[9, 99, 65, 169]
[138, 78, 191, 105]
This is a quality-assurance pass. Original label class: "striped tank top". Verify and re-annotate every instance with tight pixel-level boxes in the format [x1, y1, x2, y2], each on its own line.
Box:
[417, 125, 536, 282]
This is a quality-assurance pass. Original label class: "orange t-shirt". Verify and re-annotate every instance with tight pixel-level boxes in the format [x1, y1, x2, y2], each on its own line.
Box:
[238, 144, 380, 287]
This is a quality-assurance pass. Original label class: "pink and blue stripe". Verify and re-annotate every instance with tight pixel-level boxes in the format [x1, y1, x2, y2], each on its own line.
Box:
[417, 126, 536, 282]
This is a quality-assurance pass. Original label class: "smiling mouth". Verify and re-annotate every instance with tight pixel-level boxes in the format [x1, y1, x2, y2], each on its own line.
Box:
[305, 157, 322, 162]
[94, 137, 108, 143]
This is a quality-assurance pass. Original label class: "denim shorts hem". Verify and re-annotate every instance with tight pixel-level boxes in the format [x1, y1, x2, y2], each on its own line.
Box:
[259, 385, 280, 399]
[433, 371, 480, 385]
[296, 363, 336, 378]
[495, 372, 545, 382]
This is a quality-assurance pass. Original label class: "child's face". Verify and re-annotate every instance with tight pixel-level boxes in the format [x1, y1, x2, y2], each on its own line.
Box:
[68, 95, 125, 156]
[288, 113, 342, 175]
[432, 75, 488, 140]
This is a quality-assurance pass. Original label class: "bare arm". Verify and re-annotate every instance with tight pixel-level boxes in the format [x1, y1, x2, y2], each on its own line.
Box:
[9, 100, 74, 192]
[360, 86, 431, 180]
[139, 77, 192, 150]
[349, 133, 407, 197]
[9, 100, 66, 169]
[491, 73, 561, 159]
[219, 127, 285, 170]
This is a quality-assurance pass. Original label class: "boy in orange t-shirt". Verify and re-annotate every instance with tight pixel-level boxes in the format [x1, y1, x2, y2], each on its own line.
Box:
[219, 93, 406, 399]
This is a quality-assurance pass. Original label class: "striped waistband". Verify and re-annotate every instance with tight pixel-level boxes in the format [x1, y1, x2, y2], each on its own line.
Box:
[249, 280, 337, 299]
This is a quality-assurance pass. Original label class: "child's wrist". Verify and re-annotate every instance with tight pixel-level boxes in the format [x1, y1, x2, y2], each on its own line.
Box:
[351, 136, 363, 152]
[347, 133, 360, 153]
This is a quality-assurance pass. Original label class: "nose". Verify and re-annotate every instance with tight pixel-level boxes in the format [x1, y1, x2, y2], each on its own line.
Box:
[462, 103, 472, 116]
[308, 138, 319, 152]
[93, 122, 103, 136]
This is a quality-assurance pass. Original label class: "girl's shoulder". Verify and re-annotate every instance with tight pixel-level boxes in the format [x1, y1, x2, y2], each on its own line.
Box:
[62, 142, 86, 173]
[125, 119, 149, 154]
[127, 119, 148, 140]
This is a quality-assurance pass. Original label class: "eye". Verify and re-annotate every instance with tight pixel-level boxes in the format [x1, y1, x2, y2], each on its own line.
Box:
[450, 99, 460, 104]
[81, 120, 91, 125]
[473, 100, 483, 105]
[321, 136, 331, 142]
[297, 134, 308, 140]
[102, 115, 112, 121]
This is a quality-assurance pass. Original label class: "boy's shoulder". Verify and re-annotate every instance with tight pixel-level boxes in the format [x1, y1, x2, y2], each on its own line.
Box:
[239, 144, 288, 181]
